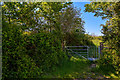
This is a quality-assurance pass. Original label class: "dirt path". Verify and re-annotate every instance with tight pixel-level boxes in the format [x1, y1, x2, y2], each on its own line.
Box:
[83, 63, 106, 79]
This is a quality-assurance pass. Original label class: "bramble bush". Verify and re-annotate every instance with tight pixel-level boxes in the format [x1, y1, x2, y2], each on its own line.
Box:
[2, 22, 43, 78]
[2, 22, 67, 78]
[24, 32, 67, 72]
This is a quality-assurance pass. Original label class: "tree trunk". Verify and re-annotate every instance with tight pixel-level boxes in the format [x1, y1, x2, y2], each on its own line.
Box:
[9, 16, 10, 24]
[62, 40, 65, 51]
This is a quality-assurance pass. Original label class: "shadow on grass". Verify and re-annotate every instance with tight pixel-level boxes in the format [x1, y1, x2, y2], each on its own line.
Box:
[91, 61, 119, 78]
[42, 54, 119, 79]
[42, 54, 92, 78]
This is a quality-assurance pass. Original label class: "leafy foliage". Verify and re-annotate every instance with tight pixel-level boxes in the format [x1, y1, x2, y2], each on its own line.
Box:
[65, 32, 94, 46]
[24, 32, 66, 71]
[2, 21, 42, 78]
[2, 21, 66, 78]
[2, 2, 99, 78]
[85, 2, 120, 75]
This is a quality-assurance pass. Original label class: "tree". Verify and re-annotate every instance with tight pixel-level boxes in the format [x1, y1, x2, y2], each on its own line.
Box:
[85, 1, 120, 74]
[56, 5, 85, 49]
[2, 2, 72, 31]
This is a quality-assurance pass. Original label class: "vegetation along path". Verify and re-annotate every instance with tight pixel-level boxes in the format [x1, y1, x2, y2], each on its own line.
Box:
[42, 55, 110, 79]
[2, 2, 120, 79]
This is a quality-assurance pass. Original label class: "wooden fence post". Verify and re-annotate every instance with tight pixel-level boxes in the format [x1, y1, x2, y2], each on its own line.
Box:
[100, 42, 103, 57]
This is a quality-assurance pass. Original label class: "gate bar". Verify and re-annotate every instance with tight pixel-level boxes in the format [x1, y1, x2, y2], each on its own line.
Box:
[66, 46, 88, 47]
[87, 46, 88, 59]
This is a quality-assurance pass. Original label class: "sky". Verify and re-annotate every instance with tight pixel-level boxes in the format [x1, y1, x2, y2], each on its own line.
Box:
[72, 2, 107, 36]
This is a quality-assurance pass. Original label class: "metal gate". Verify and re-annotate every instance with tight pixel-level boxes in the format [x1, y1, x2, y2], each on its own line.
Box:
[65, 46, 100, 61]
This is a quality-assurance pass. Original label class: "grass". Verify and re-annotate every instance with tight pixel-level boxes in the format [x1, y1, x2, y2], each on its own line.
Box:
[41, 52, 119, 79]
[92, 39, 102, 47]
[41, 55, 91, 78]
[41, 38, 120, 79]
[41, 54, 107, 79]
[91, 38, 120, 79]
[90, 61, 120, 79]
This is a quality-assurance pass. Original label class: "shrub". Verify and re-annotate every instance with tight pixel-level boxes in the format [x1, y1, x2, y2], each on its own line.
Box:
[24, 32, 66, 72]
[97, 48, 120, 75]
[2, 22, 43, 78]
[2, 22, 67, 78]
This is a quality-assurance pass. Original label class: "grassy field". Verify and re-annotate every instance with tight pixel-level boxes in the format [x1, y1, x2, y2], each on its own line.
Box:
[92, 39, 102, 47]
